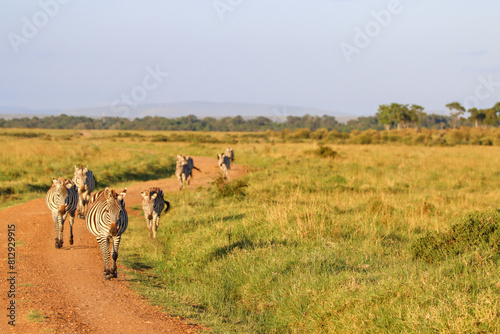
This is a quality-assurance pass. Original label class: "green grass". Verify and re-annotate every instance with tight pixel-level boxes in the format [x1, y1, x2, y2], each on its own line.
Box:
[27, 310, 47, 323]
[2, 129, 500, 332]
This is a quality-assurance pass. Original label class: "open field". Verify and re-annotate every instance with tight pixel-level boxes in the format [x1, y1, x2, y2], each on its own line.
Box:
[1, 129, 500, 333]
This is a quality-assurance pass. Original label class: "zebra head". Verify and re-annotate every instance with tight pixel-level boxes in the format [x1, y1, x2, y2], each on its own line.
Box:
[176, 155, 188, 167]
[52, 177, 75, 215]
[141, 189, 158, 220]
[103, 188, 127, 236]
[73, 165, 90, 193]
[217, 153, 225, 167]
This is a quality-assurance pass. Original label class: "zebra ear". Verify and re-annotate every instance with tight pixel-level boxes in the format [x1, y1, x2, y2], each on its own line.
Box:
[118, 188, 127, 201]
[151, 193, 158, 200]
[74, 165, 78, 171]
[177, 155, 182, 159]
[84, 166, 88, 172]
[52, 177, 58, 185]
[104, 187, 112, 199]
[140, 191, 147, 199]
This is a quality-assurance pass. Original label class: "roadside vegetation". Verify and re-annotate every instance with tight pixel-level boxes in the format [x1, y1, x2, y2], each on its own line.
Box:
[1, 128, 500, 332]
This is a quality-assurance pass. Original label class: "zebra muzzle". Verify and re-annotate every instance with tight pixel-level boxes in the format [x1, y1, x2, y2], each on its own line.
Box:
[110, 223, 118, 236]
[58, 205, 66, 215]
[148, 214, 153, 220]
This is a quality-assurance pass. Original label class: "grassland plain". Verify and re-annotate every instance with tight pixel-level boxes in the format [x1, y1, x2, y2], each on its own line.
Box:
[1, 129, 500, 333]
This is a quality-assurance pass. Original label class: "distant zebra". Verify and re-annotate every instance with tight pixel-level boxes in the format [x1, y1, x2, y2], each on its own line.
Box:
[86, 188, 128, 280]
[141, 187, 170, 238]
[225, 148, 234, 162]
[72, 165, 96, 219]
[218, 152, 231, 179]
[175, 155, 200, 190]
[46, 177, 78, 248]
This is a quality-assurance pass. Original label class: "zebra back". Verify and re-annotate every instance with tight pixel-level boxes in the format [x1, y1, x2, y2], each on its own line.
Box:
[86, 188, 128, 238]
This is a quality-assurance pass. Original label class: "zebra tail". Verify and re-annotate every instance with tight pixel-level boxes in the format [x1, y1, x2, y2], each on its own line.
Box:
[110, 223, 118, 236]
[164, 200, 170, 213]
[193, 166, 201, 172]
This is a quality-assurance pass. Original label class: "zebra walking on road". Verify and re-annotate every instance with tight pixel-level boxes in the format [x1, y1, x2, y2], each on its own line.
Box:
[141, 187, 170, 238]
[175, 155, 200, 190]
[218, 152, 231, 179]
[86, 188, 128, 280]
[46, 177, 78, 248]
[72, 165, 96, 219]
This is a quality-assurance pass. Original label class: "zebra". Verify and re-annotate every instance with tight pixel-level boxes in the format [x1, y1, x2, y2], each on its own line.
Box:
[225, 148, 234, 162]
[46, 177, 78, 248]
[86, 187, 128, 280]
[218, 152, 231, 179]
[175, 155, 200, 190]
[141, 187, 170, 238]
[72, 165, 96, 219]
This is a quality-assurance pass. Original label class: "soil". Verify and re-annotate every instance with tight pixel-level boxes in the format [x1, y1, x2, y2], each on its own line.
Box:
[1, 157, 247, 333]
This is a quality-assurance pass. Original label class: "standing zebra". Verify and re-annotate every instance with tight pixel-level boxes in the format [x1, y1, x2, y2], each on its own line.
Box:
[225, 148, 234, 162]
[46, 177, 78, 248]
[175, 155, 200, 190]
[141, 187, 170, 238]
[86, 188, 128, 280]
[218, 152, 231, 179]
[72, 165, 96, 219]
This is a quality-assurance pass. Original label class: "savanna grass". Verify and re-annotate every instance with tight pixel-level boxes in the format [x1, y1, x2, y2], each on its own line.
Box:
[2, 129, 500, 332]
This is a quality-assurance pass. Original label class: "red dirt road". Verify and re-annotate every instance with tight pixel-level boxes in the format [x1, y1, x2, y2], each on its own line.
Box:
[0, 157, 246, 333]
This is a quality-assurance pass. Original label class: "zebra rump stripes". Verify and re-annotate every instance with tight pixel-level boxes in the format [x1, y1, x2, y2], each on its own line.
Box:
[141, 187, 170, 238]
[72, 165, 96, 219]
[86, 187, 128, 279]
[46, 177, 78, 248]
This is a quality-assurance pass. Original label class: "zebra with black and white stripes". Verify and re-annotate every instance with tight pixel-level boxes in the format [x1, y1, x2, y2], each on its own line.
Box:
[86, 187, 128, 280]
[141, 187, 170, 238]
[46, 177, 78, 248]
[218, 152, 231, 179]
[175, 155, 200, 190]
[72, 165, 96, 219]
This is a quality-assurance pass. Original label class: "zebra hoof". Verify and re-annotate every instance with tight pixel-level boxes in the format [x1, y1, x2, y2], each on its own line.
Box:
[55, 239, 62, 249]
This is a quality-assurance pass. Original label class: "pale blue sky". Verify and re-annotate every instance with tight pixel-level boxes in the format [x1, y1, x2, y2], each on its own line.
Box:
[1, 0, 499, 116]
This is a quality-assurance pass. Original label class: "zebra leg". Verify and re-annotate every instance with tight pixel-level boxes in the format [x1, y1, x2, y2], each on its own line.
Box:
[145, 216, 152, 237]
[100, 237, 112, 279]
[110, 236, 121, 278]
[52, 212, 61, 248]
[68, 211, 75, 245]
[153, 215, 159, 239]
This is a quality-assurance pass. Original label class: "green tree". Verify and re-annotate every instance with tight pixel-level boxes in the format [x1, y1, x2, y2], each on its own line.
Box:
[445, 102, 465, 129]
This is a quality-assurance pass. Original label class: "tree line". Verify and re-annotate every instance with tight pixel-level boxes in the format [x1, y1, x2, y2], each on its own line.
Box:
[1, 102, 499, 132]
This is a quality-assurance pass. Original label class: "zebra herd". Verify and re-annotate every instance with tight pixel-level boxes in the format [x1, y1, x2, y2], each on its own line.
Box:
[45, 149, 234, 280]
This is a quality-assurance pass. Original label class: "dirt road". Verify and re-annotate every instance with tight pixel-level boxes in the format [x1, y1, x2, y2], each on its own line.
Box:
[1, 157, 246, 333]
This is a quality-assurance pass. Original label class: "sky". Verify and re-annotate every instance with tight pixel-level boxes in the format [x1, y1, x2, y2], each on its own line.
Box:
[1, 0, 499, 118]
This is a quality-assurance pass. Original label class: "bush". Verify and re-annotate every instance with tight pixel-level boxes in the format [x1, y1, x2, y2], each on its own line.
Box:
[411, 210, 500, 262]
[212, 176, 247, 198]
[311, 146, 337, 159]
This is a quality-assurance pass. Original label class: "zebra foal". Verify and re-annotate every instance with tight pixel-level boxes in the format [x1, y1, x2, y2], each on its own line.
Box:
[141, 187, 170, 238]
[46, 177, 78, 248]
[72, 165, 96, 219]
[86, 187, 128, 280]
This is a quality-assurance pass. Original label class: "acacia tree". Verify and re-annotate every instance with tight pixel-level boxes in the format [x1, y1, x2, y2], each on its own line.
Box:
[409, 104, 425, 129]
[377, 103, 419, 130]
[467, 108, 486, 128]
[446, 102, 465, 129]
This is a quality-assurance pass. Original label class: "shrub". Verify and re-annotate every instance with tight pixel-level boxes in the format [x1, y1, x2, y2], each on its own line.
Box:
[411, 210, 500, 262]
[212, 176, 247, 198]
